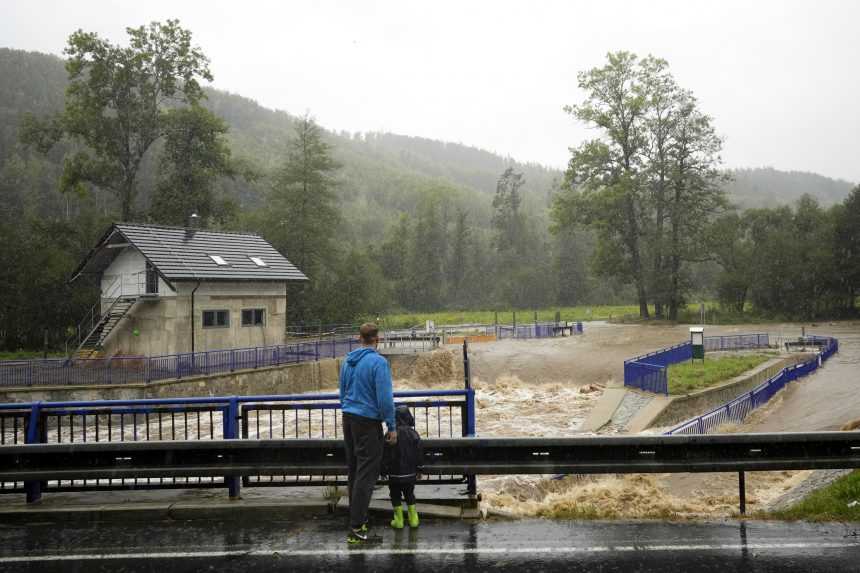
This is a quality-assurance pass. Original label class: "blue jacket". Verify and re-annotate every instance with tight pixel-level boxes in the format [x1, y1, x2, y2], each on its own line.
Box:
[339, 347, 396, 431]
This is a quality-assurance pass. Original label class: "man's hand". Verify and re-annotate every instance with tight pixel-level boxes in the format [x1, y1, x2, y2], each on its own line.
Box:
[385, 431, 397, 445]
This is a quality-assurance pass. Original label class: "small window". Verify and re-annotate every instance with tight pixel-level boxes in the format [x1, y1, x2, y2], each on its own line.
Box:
[209, 255, 229, 266]
[242, 308, 265, 326]
[202, 310, 230, 328]
[249, 256, 267, 267]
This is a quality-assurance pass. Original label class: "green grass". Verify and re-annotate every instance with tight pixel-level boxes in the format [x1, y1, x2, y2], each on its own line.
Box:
[667, 354, 772, 394]
[767, 470, 860, 522]
[378, 305, 662, 329]
[375, 302, 791, 329]
[0, 350, 65, 361]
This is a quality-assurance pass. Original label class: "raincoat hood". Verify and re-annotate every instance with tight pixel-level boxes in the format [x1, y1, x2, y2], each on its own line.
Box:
[346, 347, 375, 367]
[395, 405, 415, 427]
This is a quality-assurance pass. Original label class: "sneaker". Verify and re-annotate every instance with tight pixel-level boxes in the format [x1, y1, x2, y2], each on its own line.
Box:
[347, 527, 383, 545]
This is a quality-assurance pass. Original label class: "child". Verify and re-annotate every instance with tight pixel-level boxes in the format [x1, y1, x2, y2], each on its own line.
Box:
[382, 405, 423, 529]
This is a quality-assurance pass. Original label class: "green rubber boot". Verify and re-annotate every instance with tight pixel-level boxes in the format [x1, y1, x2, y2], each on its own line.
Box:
[390, 506, 404, 529]
[407, 504, 420, 528]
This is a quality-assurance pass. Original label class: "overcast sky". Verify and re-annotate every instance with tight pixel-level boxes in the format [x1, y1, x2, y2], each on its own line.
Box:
[2, 0, 858, 182]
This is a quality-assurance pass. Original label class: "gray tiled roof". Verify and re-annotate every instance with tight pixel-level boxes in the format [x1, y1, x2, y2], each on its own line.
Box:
[73, 223, 308, 282]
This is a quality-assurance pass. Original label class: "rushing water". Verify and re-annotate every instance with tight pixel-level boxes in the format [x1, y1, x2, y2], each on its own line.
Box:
[740, 321, 860, 431]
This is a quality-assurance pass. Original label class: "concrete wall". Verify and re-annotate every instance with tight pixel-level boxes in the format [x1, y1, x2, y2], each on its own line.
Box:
[646, 353, 813, 429]
[0, 353, 423, 404]
[103, 280, 288, 357]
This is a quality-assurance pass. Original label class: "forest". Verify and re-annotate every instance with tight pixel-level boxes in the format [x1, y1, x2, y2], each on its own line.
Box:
[0, 21, 857, 351]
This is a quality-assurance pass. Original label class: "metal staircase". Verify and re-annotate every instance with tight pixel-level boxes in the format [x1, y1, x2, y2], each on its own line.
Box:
[67, 276, 139, 360]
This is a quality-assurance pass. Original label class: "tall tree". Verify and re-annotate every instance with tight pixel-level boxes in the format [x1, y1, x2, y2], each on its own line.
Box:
[149, 105, 234, 225]
[709, 212, 755, 313]
[664, 94, 727, 319]
[492, 167, 526, 256]
[406, 199, 446, 310]
[267, 114, 341, 321]
[553, 52, 651, 318]
[21, 20, 212, 219]
[269, 115, 340, 272]
[447, 209, 471, 302]
[641, 56, 680, 318]
[553, 52, 726, 320]
[833, 186, 860, 314]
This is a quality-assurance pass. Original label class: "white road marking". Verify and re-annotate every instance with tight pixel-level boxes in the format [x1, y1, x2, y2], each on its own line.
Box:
[0, 542, 858, 563]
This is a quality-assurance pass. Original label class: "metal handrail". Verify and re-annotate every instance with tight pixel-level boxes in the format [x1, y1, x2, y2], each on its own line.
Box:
[64, 274, 126, 358]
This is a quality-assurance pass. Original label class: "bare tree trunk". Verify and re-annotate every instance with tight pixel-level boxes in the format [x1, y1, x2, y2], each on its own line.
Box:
[653, 186, 666, 319]
[667, 179, 683, 321]
[624, 194, 650, 319]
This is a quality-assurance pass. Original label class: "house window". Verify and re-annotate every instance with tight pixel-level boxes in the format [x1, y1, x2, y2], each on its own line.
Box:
[145, 262, 159, 294]
[209, 255, 229, 266]
[249, 256, 267, 267]
[242, 308, 265, 327]
[202, 310, 230, 328]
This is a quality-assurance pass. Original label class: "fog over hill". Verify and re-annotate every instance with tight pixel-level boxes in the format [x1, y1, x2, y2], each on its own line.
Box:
[0, 47, 853, 225]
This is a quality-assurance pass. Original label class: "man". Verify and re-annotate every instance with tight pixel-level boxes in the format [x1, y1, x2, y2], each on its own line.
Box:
[339, 322, 397, 544]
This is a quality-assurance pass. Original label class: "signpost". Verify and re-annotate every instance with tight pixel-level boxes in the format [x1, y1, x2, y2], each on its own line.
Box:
[690, 326, 705, 363]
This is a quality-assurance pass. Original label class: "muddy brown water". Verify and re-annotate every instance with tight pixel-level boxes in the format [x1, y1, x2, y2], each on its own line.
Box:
[454, 321, 860, 519]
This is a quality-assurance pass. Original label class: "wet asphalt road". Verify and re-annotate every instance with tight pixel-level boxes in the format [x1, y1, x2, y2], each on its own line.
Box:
[2, 515, 859, 572]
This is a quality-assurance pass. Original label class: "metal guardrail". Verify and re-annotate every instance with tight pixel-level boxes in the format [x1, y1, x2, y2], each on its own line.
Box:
[0, 388, 476, 503]
[624, 334, 772, 395]
[2, 431, 858, 514]
[668, 335, 839, 435]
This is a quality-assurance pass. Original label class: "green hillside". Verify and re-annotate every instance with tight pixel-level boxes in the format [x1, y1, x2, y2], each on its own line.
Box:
[3, 48, 852, 224]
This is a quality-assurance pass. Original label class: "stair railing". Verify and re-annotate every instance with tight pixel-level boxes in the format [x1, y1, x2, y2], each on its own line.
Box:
[65, 275, 123, 360]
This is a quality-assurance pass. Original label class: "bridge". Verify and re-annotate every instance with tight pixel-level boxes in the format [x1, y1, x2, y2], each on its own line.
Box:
[1, 334, 856, 571]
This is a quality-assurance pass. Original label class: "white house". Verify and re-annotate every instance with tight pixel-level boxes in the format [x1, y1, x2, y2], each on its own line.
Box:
[69, 222, 307, 358]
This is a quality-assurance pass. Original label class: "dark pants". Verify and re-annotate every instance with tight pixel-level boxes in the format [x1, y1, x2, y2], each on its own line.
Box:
[389, 482, 416, 506]
[342, 412, 383, 529]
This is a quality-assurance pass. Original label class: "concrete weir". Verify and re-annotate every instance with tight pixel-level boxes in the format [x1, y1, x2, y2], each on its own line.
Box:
[582, 353, 813, 434]
[0, 352, 421, 403]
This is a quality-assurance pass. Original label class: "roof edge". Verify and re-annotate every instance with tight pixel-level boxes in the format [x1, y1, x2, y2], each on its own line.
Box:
[115, 221, 263, 238]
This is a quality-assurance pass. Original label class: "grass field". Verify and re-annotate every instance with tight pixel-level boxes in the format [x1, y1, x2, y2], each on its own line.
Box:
[766, 470, 860, 521]
[667, 354, 772, 394]
[379, 305, 664, 329]
[376, 302, 777, 329]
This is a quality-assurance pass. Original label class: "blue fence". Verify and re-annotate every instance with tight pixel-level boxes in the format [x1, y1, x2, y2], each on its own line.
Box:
[704, 333, 770, 352]
[0, 337, 368, 388]
[0, 387, 477, 501]
[667, 335, 838, 435]
[496, 321, 583, 340]
[624, 334, 771, 395]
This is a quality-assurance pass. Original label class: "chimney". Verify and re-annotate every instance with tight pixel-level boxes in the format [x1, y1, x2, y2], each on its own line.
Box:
[185, 213, 200, 238]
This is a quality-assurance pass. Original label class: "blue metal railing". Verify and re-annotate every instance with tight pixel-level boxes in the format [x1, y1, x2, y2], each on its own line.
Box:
[0, 337, 363, 388]
[495, 321, 583, 340]
[667, 335, 838, 435]
[0, 388, 477, 502]
[623, 334, 771, 395]
[703, 333, 770, 352]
